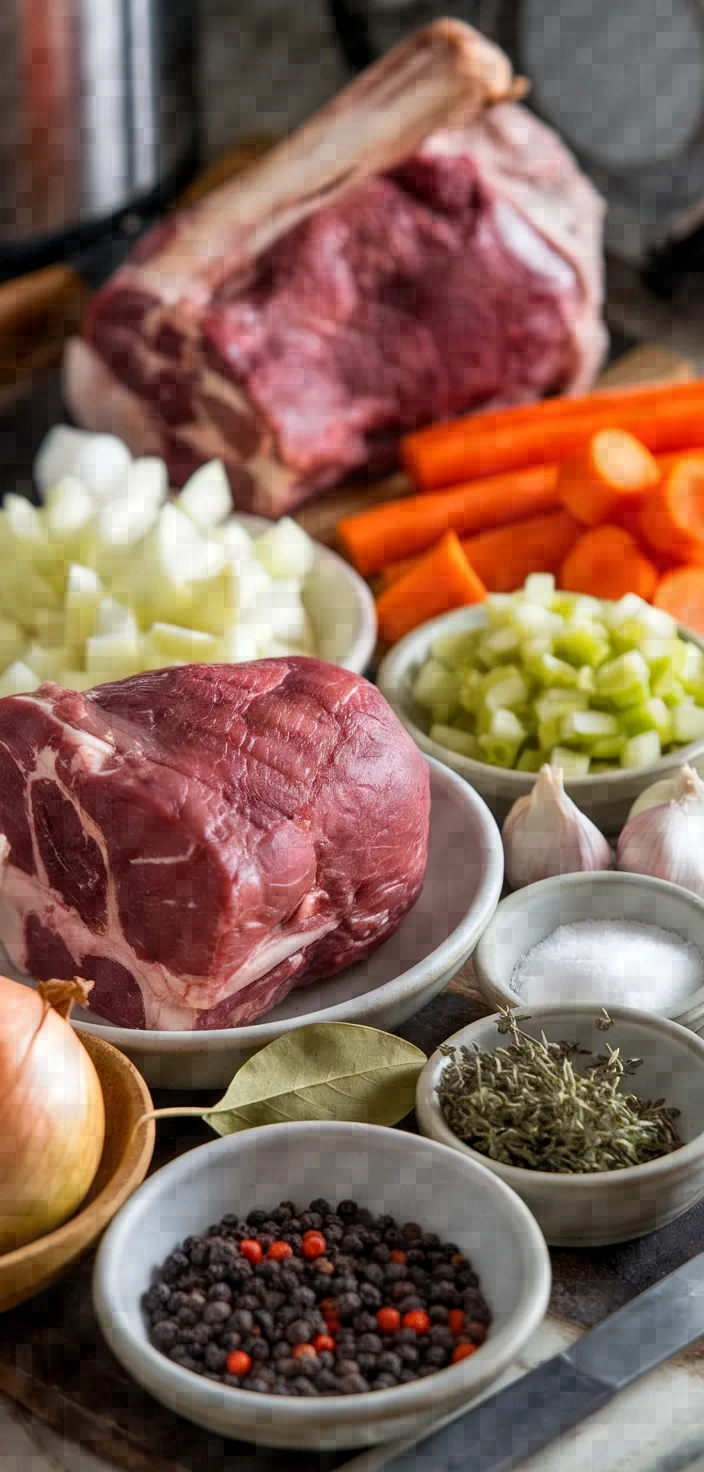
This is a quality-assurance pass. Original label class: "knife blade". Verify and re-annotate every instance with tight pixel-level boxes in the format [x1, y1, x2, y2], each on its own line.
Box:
[351, 1252, 704, 1472]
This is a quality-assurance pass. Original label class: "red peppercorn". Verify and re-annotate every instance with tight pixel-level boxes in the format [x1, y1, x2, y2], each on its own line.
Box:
[239, 1239, 263, 1265]
[320, 1297, 338, 1317]
[452, 1342, 477, 1364]
[226, 1349, 252, 1376]
[448, 1309, 465, 1336]
[402, 1309, 431, 1334]
[451, 1254, 467, 1267]
[313, 1334, 336, 1353]
[267, 1240, 293, 1261]
[292, 1343, 318, 1361]
[389, 1249, 407, 1264]
[325, 1317, 341, 1335]
[376, 1306, 401, 1333]
[301, 1230, 327, 1259]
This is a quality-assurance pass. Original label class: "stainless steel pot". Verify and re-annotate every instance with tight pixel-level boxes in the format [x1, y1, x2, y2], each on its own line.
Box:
[0, 0, 198, 268]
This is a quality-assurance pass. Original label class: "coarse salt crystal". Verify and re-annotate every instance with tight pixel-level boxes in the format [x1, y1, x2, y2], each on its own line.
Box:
[510, 919, 704, 1013]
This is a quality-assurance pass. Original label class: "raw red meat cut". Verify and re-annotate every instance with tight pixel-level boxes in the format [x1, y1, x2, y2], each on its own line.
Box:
[63, 22, 606, 518]
[0, 659, 430, 1031]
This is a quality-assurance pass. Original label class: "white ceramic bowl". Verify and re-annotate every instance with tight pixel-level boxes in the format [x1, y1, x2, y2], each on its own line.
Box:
[376, 604, 704, 832]
[473, 871, 704, 1034]
[4, 758, 503, 1089]
[93, 1121, 551, 1451]
[416, 1004, 704, 1247]
[238, 513, 376, 674]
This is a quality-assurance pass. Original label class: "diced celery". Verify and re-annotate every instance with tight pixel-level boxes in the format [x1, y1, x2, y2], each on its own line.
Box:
[620, 730, 662, 769]
[483, 669, 530, 712]
[680, 642, 704, 691]
[530, 652, 580, 689]
[671, 704, 704, 745]
[477, 708, 526, 767]
[621, 698, 673, 743]
[429, 724, 479, 759]
[476, 626, 521, 668]
[554, 625, 610, 669]
[509, 602, 562, 638]
[521, 638, 553, 675]
[459, 668, 483, 714]
[577, 665, 597, 695]
[590, 735, 626, 760]
[534, 688, 589, 721]
[549, 747, 591, 776]
[523, 573, 555, 605]
[652, 668, 685, 707]
[538, 715, 565, 752]
[431, 630, 480, 668]
[516, 747, 544, 773]
[484, 594, 516, 627]
[412, 659, 458, 722]
[596, 650, 650, 709]
[560, 709, 620, 748]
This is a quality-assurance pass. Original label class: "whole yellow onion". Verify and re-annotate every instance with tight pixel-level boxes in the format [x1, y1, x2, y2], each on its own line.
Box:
[0, 975, 105, 1253]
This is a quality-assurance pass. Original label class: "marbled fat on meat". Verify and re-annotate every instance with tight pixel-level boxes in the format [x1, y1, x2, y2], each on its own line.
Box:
[0, 660, 430, 1030]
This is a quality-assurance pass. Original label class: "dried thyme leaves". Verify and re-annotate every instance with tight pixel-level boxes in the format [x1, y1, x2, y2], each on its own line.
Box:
[437, 1010, 682, 1174]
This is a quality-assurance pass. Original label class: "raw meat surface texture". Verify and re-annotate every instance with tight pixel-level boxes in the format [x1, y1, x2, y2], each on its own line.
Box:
[64, 22, 606, 518]
[0, 659, 430, 1031]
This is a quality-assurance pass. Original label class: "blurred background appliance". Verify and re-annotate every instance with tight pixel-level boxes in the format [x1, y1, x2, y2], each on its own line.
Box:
[0, 0, 198, 276]
[328, 0, 704, 296]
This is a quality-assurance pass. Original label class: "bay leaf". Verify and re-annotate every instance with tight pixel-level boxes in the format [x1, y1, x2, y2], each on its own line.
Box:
[203, 1023, 426, 1136]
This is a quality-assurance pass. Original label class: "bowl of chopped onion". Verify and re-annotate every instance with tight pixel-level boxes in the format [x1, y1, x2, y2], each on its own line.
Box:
[377, 577, 704, 832]
[0, 427, 377, 699]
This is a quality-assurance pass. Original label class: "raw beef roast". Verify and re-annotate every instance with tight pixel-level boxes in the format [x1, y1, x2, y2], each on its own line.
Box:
[64, 21, 606, 518]
[0, 659, 430, 1030]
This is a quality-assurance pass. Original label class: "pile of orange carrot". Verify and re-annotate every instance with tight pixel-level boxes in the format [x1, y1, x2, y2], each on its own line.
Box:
[336, 379, 704, 645]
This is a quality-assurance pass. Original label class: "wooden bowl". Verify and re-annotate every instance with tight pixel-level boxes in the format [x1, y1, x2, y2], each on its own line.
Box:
[0, 1033, 155, 1312]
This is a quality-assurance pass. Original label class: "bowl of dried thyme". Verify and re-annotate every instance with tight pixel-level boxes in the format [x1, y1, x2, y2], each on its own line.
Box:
[415, 1005, 704, 1247]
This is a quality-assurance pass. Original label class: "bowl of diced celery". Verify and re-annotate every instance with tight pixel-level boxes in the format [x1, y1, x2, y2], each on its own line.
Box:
[376, 576, 704, 832]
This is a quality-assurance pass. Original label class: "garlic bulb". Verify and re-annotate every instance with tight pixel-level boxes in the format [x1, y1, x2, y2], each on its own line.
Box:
[502, 764, 613, 890]
[618, 765, 704, 897]
[628, 764, 704, 821]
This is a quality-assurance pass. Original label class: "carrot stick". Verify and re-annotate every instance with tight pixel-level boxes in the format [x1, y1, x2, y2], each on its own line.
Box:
[375, 531, 486, 645]
[557, 429, 659, 527]
[654, 566, 704, 633]
[560, 525, 658, 603]
[638, 455, 704, 565]
[401, 380, 704, 491]
[338, 463, 560, 577]
[459, 510, 580, 594]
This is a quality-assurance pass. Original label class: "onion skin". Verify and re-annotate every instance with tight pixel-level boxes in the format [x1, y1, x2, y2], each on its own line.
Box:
[0, 975, 105, 1253]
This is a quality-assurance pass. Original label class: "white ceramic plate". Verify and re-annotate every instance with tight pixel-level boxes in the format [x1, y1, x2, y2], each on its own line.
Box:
[2, 758, 503, 1089]
[237, 512, 377, 674]
[93, 1121, 551, 1450]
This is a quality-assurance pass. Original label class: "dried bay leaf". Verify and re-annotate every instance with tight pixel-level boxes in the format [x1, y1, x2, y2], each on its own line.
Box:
[203, 1023, 426, 1135]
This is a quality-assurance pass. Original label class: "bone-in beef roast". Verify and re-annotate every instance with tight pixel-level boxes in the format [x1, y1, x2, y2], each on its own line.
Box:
[63, 22, 606, 518]
[0, 659, 430, 1030]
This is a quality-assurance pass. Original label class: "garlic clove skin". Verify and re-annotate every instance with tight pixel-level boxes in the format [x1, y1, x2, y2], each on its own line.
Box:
[502, 763, 613, 890]
[618, 765, 704, 898]
[628, 763, 704, 822]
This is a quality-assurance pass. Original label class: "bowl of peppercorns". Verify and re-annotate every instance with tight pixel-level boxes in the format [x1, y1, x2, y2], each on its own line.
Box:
[92, 1121, 550, 1450]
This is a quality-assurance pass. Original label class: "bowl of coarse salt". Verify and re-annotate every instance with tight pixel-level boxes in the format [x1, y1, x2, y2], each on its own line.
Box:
[471, 870, 704, 1035]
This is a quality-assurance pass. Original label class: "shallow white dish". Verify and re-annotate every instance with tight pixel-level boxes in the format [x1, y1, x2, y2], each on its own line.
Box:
[416, 1005, 704, 1247]
[93, 1121, 551, 1451]
[473, 871, 704, 1034]
[376, 603, 704, 832]
[237, 513, 376, 674]
[3, 757, 503, 1089]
